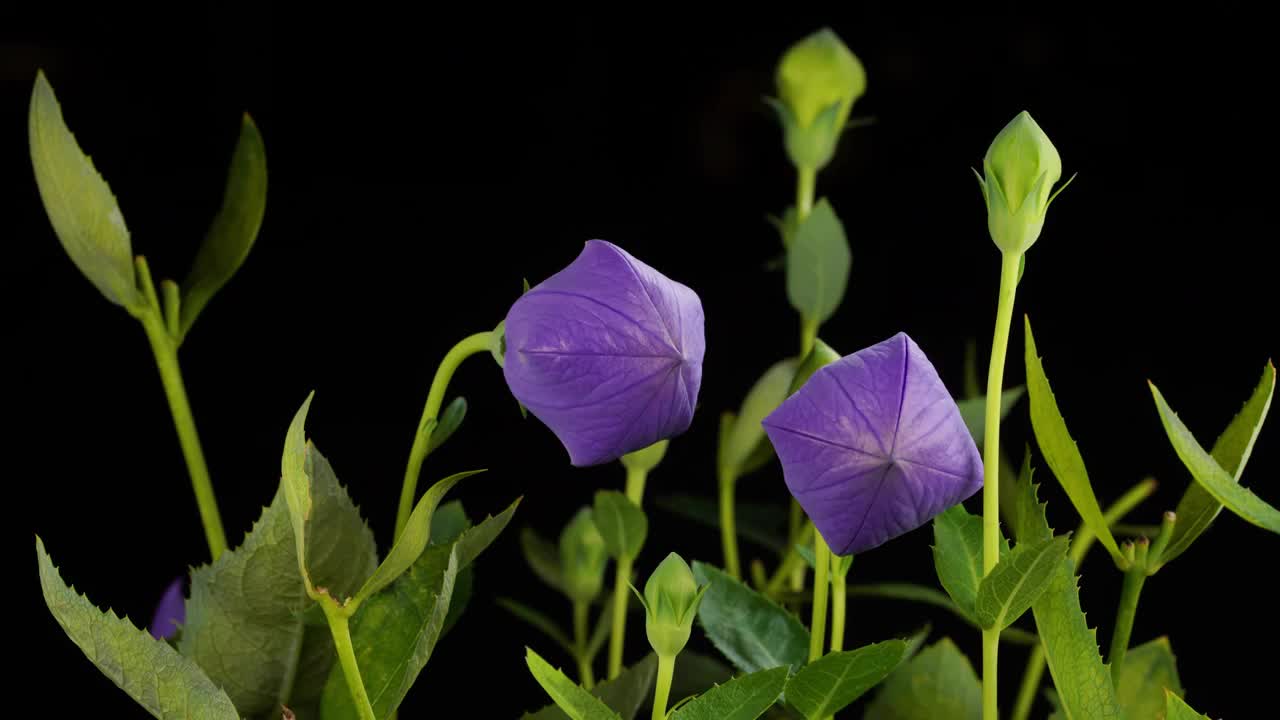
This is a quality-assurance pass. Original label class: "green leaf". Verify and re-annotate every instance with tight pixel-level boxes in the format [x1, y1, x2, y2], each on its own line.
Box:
[179, 112, 267, 339]
[1024, 317, 1124, 564]
[672, 665, 790, 720]
[962, 339, 982, 400]
[28, 71, 140, 309]
[523, 655, 658, 720]
[720, 359, 798, 475]
[1009, 451, 1054, 545]
[669, 651, 736, 706]
[786, 640, 907, 719]
[863, 638, 981, 720]
[432, 500, 474, 639]
[1031, 557, 1123, 720]
[931, 505, 986, 616]
[1154, 362, 1278, 559]
[354, 469, 485, 602]
[691, 561, 809, 674]
[428, 396, 468, 454]
[955, 386, 1026, 448]
[281, 391, 319, 588]
[1164, 692, 1212, 720]
[36, 537, 240, 719]
[594, 491, 648, 561]
[320, 499, 518, 720]
[1116, 637, 1184, 720]
[523, 526, 567, 591]
[180, 448, 378, 717]
[786, 198, 851, 327]
[656, 495, 788, 554]
[525, 648, 623, 720]
[975, 535, 1069, 630]
[498, 597, 575, 655]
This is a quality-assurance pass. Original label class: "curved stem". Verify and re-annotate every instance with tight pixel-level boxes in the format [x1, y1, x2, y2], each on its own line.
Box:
[809, 531, 831, 662]
[322, 601, 376, 720]
[574, 599, 595, 689]
[982, 250, 1021, 720]
[651, 653, 676, 720]
[396, 331, 494, 539]
[718, 467, 741, 580]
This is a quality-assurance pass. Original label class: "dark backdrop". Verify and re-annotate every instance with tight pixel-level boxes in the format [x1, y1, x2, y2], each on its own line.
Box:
[5, 6, 1276, 718]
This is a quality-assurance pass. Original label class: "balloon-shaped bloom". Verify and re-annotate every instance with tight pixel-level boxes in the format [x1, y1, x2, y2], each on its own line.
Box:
[762, 333, 982, 555]
[503, 240, 705, 467]
[976, 110, 1071, 255]
[148, 576, 186, 640]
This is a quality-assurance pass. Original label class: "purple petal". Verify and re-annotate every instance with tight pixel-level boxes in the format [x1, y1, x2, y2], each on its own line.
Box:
[148, 576, 186, 640]
[504, 240, 705, 466]
[762, 332, 982, 554]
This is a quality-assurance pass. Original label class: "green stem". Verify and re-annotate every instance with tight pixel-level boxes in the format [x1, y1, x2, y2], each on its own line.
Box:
[809, 531, 831, 662]
[764, 522, 813, 597]
[830, 557, 848, 653]
[625, 466, 647, 506]
[574, 599, 595, 689]
[605, 465, 648, 680]
[800, 316, 818, 358]
[322, 601, 377, 720]
[1011, 646, 1048, 720]
[797, 165, 816, 219]
[982, 250, 1021, 720]
[1108, 543, 1149, 685]
[396, 331, 494, 540]
[134, 259, 227, 562]
[651, 653, 676, 720]
[718, 467, 741, 580]
[788, 501, 809, 592]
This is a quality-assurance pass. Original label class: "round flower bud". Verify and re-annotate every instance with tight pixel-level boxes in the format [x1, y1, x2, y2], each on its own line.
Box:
[771, 28, 867, 171]
[559, 508, 608, 603]
[976, 111, 1070, 255]
[640, 552, 708, 658]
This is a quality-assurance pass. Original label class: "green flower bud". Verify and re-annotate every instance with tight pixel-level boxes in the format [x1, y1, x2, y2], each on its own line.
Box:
[637, 552, 708, 658]
[976, 111, 1073, 255]
[788, 338, 842, 395]
[770, 28, 867, 171]
[620, 439, 669, 474]
[559, 507, 608, 603]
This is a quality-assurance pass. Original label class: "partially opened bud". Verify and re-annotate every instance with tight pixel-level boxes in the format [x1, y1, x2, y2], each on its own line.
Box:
[771, 28, 867, 171]
[559, 508, 608, 603]
[976, 111, 1071, 255]
[640, 552, 708, 657]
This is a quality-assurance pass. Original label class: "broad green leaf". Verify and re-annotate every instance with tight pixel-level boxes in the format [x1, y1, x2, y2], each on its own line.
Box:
[931, 505, 985, 616]
[28, 71, 140, 308]
[428, 396, 468, 454]
[525, 648, 622, 720]
[36, 537, 239, 719]
[1009, 452, 1054, 545]
[1151, 380, 1280, 535]
[691, 561, 809, 674]
[956, 386, 1026, 448]
[179, 112, 267, 338]
[1031, 557, 1123, 720]
[1024, 317, 1124, 563]
[523, 526, 567, 591]
[786, 640, 907, 719]
[354, 469, 485, 602]
[523, 655, 658, 720]
[1155, 363, 1278, 560]
[863, 638, 981, 720]
[720, 359, 798, 474]
[1116, 637, 1184, 720]
[672, 665, 790, 720]
[498, 597, 575, 655]
[669, 651, 736, 706]
[180, 448, 377, 717]
[975, 536, 1069, 630]
[321, 499, 518, 720]
[1164, 692, 1212, 720]
[786, 198, 851, 326]
[656, 495, 788, 553]
[594, 491, 648, 561]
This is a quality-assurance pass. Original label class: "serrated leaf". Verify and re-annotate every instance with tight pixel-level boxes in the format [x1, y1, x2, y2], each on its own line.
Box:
[673, 665, 790, 720]
[787, 640, 907, 719]
[690, 561, 809, 674]
[523, 655, 657, 720]
[863, 638, 981, 720]
[354, 469, 485, 602]
[1164, 691, 1212, 719]
[428, 396, 468, 454]
[525, 648, 623, 720]
[1116, 637, 1184, 720]
[975, 535, 1069, 630]
[523, 527, 567, 591]
[656, 495, 788, 554]
[1024, 317, 1124, 564]
[179, 447, 378, 717]
[1031, 557, 1123, 720]
[179, 112, 267, 338]
[1151, 368, 1280, 544]
[28, 71, 140, 308]
[594, 491, 648, 561]
[432, 500, 474, 639]
[36, 537, 240, 720]
[320, 499, 518, 720]
[956, 386, 1026, 448]
[1009, 452, 1054, 545]
[786, 198, 850, 326]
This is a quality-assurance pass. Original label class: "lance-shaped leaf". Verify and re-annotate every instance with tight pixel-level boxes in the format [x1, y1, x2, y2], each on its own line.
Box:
[36, 537, 240, 720]
[1009, 451, 1054, 545]
[975, 535, 1069, 630]
[282, 392, 319, 590]
[786, 640, 907, 719]
[522, 526, 568, 591]
[353, 469, 485, 603]
[429, 396, 468, 454]
[786, 198, 851, 327]
[179, 112, 267, 339]
[1152, 363, 1279, 552]
[525, 648, 622, 720]
[691, 561, 809, 674]
[523, 655, 658, 720]
[672, 665, 790, 720]
[1164, 692, 1212, 720]
[720, 359, 798, 475]
[28, 71, 141, 309]
[179, 450, 377, 717]
[863, 638, 981, 720]
[955, 386, 1026, 448]
[1024, 317, 1124, 564]
[594, 490, 648, 560]
[1032, 557, 1122, 719]
[1116, 637, 1184, 720]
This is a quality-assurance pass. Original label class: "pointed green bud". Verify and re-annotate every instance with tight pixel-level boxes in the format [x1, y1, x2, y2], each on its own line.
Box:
[770, 28, 867, 171]
[620, 439, 669, 474]
[788, 338, 842, 395]
[558, 507, 608, 603]
[639, 552, 708, 658]
[976, 111, 1072, 255]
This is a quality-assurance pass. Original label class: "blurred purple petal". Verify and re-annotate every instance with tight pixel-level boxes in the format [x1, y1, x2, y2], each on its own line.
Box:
[504, 240, 705, 466]
[148, 576, 186, 640]
[762, 332, 982, 555]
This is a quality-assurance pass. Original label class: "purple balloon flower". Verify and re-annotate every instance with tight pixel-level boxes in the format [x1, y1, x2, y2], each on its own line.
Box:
[503, 240, 705, 467]
[148, 576, 186, 640]
[762, 332, 982, 555]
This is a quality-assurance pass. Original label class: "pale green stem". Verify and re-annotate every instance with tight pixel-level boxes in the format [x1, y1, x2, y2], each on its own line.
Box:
[322, 602, 376, 720]
[606, 467, 648, 680]
[982, 250, 1021, 720]
[765, 522, 813, 597]
[809, 531, 831, 662]
[396, 331, 494, 539]
[800, 316, 818, 358]
[787, 502, 809, 592]
[797, 165, 816, 218]
[1108, 542, 1149, 685]
[830, 559, 847, 653]
[574, 599, 595, 689]
[718, 466, 741, 580]
[651, 653, 676, 720]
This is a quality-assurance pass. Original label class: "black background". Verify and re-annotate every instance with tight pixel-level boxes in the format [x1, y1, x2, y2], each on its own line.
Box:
[5, 6, 1276, 718]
